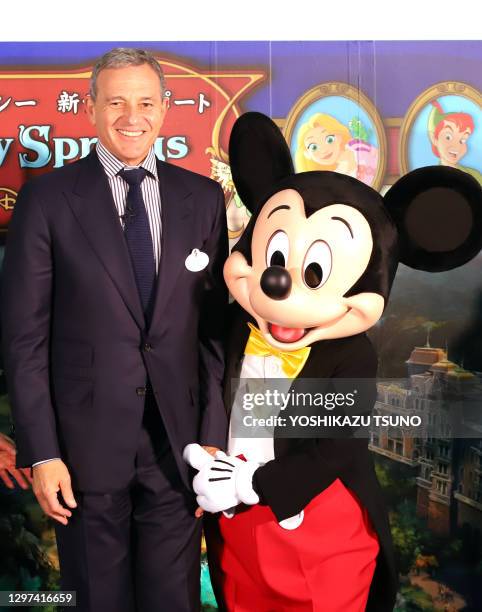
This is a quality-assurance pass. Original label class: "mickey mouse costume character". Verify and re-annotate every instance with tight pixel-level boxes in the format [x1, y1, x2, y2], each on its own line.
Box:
[185, 112, 482, 611]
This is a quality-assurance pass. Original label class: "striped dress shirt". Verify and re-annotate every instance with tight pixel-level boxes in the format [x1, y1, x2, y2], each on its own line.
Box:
[96, 141, 162, 273]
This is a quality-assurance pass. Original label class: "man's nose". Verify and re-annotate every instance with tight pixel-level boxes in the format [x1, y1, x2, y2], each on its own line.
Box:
[123, 104, 142, 124]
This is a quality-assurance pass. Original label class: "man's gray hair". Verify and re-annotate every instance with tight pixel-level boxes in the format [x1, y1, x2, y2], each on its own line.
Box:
[89, 48, 166, 100]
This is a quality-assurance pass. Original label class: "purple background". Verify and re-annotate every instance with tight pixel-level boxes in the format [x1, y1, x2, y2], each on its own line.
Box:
[1, 41, 481, 117]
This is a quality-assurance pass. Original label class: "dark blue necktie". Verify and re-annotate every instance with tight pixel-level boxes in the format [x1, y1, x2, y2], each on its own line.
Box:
[119, 168, 156, 324]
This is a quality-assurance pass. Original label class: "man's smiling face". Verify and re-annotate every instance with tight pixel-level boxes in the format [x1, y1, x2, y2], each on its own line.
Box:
[86, 63, 168, 166]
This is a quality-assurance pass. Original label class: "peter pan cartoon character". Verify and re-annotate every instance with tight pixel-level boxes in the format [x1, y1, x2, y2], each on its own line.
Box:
[429, 99, 482, 185]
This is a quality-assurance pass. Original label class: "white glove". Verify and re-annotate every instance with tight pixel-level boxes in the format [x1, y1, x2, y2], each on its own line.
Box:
[183, 443, 214, 471]
[183, 444, 260, 513]
[182, 444, 304, 527]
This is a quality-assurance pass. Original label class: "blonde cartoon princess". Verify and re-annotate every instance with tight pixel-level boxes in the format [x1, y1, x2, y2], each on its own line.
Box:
[295, 113, 378, 185]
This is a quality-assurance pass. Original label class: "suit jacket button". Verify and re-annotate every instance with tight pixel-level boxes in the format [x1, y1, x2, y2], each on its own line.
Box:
[136, 387, 147, 396]
[143, 343, 153, 352]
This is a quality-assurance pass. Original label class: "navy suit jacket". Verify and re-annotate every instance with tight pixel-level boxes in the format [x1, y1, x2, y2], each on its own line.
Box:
[1, 150, 229, 492]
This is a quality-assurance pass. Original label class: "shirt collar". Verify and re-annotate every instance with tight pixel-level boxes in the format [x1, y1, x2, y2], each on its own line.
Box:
[96, 141, 159, 181]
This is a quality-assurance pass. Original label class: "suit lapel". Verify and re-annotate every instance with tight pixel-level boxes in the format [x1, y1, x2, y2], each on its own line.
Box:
[148, 160, 194, 333]
[67, 151, 145, 330]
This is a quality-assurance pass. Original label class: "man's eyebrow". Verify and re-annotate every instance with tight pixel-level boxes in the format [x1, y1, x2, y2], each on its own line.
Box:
[267, 205, 291, 218]
[331, 216, 353, 238]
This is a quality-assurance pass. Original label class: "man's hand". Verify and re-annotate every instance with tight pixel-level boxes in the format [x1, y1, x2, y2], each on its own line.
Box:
[0, 433, 32, 490]
[32, 459, 77, 525]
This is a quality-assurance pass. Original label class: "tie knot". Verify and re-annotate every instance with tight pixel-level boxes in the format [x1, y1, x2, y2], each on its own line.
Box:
[119, 167, 148, 186]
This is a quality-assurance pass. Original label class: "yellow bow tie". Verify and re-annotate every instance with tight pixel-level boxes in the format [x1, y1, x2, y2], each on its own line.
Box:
[244, 323, 311, 379]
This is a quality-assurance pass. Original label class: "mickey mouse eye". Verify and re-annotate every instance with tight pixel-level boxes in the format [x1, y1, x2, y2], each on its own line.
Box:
[266, 230, 289, 268]
[302, 240, 332, 289]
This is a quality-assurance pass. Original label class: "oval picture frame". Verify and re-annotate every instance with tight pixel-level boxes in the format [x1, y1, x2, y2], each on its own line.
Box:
[399, 81, 482, 178]
[284, 81, 387, 191]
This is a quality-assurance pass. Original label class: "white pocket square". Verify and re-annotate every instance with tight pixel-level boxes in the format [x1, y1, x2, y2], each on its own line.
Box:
[185, 248, 209, 272]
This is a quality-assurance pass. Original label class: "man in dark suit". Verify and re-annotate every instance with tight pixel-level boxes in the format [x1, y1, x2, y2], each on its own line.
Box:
[1, 48, 228, 611]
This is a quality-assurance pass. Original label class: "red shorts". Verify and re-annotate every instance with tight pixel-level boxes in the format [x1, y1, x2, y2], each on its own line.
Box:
[206, 478, 379, 612]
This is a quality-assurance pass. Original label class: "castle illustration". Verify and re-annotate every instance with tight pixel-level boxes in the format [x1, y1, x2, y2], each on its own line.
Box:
[370, 344, 482, 536]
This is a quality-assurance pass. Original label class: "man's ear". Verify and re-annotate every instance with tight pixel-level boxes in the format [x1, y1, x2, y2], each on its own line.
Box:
[384, 165, 482, 271]
[228, 112, 294, 215]
[84, 94, 96, 127]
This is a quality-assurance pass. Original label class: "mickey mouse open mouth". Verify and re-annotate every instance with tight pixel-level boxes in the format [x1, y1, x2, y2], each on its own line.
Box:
[265, 307, 351, 346]
[268, 323, 310, 343]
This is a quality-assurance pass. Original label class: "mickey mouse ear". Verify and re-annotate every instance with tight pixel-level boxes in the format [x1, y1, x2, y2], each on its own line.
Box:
[384, 166, 482, 272]
[229, 112, 294, 214]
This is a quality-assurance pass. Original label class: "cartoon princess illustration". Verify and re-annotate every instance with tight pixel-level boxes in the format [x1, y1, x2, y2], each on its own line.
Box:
[428, 99, 482, 185]
[295, 112, 378, 185]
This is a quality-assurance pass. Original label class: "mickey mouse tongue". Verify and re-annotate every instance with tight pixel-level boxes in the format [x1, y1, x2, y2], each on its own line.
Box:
[268, 323, 306, 344]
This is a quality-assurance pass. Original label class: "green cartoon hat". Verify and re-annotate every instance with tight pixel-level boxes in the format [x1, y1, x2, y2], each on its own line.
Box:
[428, 100, 446, 136]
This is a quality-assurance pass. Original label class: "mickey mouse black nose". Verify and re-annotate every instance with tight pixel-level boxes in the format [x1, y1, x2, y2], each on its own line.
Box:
[260, 266, 292, 300]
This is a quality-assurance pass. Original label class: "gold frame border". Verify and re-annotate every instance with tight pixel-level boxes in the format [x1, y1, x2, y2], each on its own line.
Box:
[283, 81, 387, 191]
[399, 81, 482, 176]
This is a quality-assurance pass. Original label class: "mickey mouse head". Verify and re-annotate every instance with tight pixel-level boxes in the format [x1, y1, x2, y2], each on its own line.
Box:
[224, 112, 482, 350]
